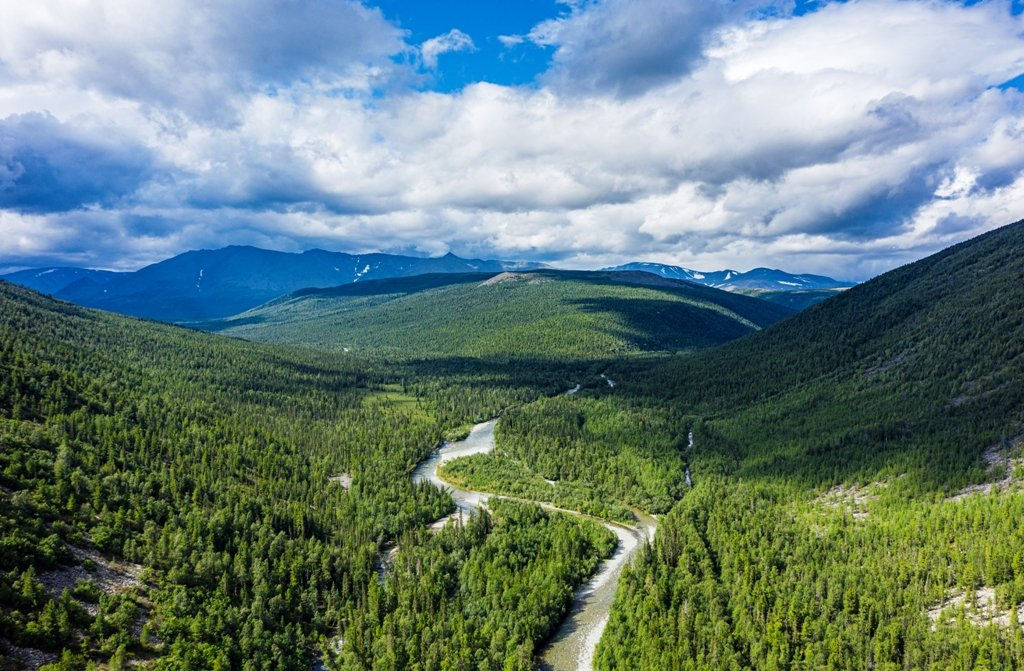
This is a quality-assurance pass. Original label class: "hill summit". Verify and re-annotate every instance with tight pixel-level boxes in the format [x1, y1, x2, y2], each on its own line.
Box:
[204, 269, 793, 358]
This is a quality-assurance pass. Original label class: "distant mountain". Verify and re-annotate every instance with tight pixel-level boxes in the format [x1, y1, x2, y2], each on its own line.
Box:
[203, 269, 793, 358]
[0, 266, 123, 296]
[602, 262, 854, 293]
[3, 246, 547, 323]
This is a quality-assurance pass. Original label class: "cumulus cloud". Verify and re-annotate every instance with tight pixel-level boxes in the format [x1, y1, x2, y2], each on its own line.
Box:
[528, 0, 752, 96]
[420, 29, 475, 69]
[497, 34, 525, 48]
[0, 0, 406, 120]
[1, 0, 1024, 280]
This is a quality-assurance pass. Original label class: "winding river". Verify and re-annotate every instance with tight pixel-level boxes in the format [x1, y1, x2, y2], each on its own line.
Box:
[411, 419, 498, 529]
[412, 411, 658, 671]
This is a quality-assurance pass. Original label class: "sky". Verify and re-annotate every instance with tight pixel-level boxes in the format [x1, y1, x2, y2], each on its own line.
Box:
[1, 0, 1023, 280]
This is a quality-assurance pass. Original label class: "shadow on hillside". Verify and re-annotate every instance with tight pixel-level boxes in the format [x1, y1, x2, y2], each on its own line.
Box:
[392, 354, 614, 391]
[563, 296, 756, 351]
[566, 271, 796, 325]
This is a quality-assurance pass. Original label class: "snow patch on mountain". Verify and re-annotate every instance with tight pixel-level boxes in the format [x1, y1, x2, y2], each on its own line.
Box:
[601, 262, 854, 293]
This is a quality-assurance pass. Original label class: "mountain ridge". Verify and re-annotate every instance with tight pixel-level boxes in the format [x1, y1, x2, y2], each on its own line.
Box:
[203, 268, 794, 358]
[602, 261, 854, 292]
[0, 266, 124, 296]
[1, 245, 548, 322]
[2, 249, 858, 323]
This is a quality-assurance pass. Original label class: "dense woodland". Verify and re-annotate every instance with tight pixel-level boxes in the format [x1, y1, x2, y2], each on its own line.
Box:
[205, 270, 790, 359]
[559, 222, 1024, 669]
[335, 500, 614, 671]
[0, 282, 607, 669]
[439, 394, 694, 518]
[3, 220, 1024, 669]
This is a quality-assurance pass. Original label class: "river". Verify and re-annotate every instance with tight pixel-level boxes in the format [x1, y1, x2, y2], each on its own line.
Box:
[412, 413, 657, 671]
[410, 419, 497, 529]
[538, 508, 656, 671]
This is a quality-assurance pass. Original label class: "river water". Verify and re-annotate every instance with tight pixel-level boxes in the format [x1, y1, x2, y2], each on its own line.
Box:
[537, 507, 656, 671]
[411, 414, 658, 671]
[411, 419, 497, 528]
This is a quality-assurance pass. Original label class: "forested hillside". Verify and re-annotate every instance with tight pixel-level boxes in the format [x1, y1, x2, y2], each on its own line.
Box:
[0, 282, 608, 670]
[608, 224, 1024, 671]
[483, 221, 1024, 670]
[5, 216, 1024, 671]
[204, 270, 791, 358]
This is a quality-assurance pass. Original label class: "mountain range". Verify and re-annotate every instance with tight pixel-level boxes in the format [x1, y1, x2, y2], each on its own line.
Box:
[601, 261, 854, 292]
[2, 249, 855, 324]
[0, 266, 123, 296]
[2, 249, 853, 324]
[1, 246, 547, 322]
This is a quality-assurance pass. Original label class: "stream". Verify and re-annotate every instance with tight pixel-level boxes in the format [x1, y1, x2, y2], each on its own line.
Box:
[411, 404, 658, 671]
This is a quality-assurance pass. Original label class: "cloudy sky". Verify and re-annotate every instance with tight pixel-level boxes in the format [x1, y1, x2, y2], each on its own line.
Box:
[1, 0, 1023, 279]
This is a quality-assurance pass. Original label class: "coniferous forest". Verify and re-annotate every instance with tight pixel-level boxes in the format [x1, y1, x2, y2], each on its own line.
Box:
[0, 281, 602, 669]
[2, 220, 1024, 670]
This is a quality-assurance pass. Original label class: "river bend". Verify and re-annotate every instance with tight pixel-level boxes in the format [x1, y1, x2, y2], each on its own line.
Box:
[412, 415, 657, 671]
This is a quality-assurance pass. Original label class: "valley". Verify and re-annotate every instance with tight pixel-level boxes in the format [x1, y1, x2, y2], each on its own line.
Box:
[411, 405, 658, 671]
[2, 220, 1024, 670]
[3, 2, 1022, 668]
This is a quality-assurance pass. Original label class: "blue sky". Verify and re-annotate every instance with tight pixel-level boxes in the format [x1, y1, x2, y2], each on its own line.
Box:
[377, 0, 1024, 92]
[375, 0, 563, 90]
[1, 0, 1023, 279]
[383, 0, 1024, 91]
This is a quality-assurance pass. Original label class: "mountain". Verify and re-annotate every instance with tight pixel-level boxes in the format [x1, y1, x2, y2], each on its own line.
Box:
[0, 266, 123, 295]
[651, 220, 1024, 433]
[3, 253, 850, 324]
[3, 246, 547, 323]
[519, 219, 1024, 670]
[602, 261, 854, 294]
[204, 269, 793, 358]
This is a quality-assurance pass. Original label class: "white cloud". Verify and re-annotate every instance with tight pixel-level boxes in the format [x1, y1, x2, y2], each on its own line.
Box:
[497, 34, 525, 48]
[420, 29, 475, 69]
[1, 0, 1023, 280]
[529, 0, 759, 96]
[0, 0, 406, 120]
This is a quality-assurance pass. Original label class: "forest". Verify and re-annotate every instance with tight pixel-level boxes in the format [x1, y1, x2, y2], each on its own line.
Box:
[546, 222, 1024, 669]
[203, 270, 790, 359]
[0, 281, 610, 670]
[3, 219, 1024, 670]
[335, 500, 614, 671]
